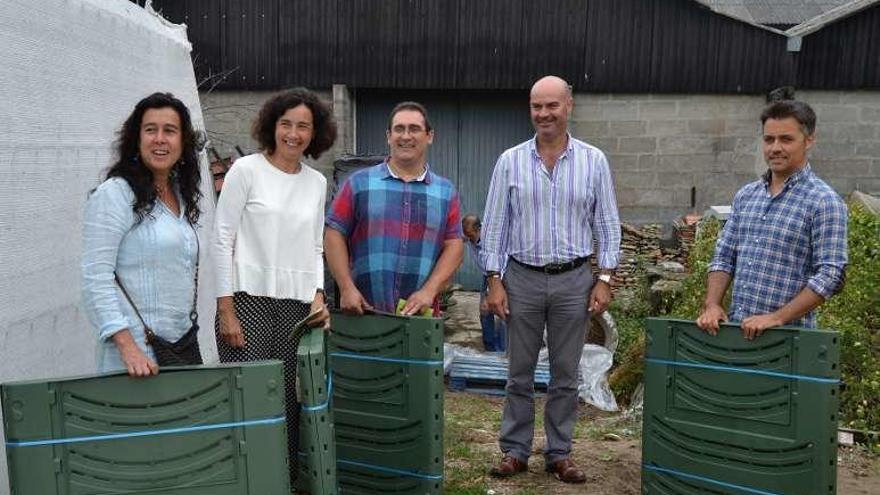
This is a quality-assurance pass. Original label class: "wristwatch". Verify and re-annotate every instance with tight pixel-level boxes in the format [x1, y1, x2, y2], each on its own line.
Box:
[486, 271, 501, 279]
[597, 273, 612, 285]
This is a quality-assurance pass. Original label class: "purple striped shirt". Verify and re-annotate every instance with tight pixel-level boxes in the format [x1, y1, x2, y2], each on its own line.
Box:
[481, 135, 621, 273]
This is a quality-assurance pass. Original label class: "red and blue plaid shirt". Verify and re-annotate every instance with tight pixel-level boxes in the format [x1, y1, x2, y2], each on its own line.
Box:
[326, 162, 462, 313]
[709, 164, 848, 328]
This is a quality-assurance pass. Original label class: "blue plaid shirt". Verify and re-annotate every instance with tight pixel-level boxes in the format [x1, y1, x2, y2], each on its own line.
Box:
[709, 164, 848, 328]
[326, 162, 462, 313]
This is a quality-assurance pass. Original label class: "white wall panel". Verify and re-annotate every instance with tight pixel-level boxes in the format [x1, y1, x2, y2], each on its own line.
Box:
[0, 2, 217, 492]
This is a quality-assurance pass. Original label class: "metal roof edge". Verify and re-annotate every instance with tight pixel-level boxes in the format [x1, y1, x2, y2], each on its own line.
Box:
[785, 0, 880, 37]
[693, 0, 880, 38]
[692, 1, 787, 35]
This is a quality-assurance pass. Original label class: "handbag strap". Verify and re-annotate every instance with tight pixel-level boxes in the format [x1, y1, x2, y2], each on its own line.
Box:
[114, 272, 156, 340]
[189, 223, 200, 323]
[114, 222, 201, 337]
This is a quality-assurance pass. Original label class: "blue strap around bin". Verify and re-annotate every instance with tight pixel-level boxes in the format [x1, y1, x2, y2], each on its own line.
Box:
[644, 464, 784, 495]
[297, 452, 443, 482]
[5, 415, 286, 448]
[301, 372, 333, 412]
[337, 459, 443, 481]
[330, 351, 443, 367]
[323, 351, 443, 481]
[645, 357, 839, 384]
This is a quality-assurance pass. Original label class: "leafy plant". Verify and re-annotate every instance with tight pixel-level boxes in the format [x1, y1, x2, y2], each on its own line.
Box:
[818, 204, 880, 433]
[667, 217, 725, 319]
[609, 221, 728, 405]
[608, 257, 651, 405]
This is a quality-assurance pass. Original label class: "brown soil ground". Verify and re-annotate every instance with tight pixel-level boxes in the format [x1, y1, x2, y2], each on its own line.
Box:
[444, 291, 880, 495]
[455, 395, 644, 495]
[451, 393, 880, 495]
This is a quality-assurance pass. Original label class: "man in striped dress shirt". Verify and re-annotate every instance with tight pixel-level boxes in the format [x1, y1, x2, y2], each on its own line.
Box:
[697, 100, 848, 339]
[482, 76, 621, 484]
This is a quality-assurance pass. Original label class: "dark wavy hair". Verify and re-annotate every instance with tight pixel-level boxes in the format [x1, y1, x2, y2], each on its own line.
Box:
[761, 100, 817, 137]
[105, 92, 202, 224]
[252, 88, 337, 159]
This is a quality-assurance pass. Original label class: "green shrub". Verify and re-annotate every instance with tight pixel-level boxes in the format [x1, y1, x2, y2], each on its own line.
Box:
[818, 204, 880, 432]
[609, 259, 651, 405]
[610, 221, 726, 405]
[667, 218, 725, 319]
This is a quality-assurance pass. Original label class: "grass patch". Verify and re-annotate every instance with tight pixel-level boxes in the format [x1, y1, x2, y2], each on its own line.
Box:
[444, 389, 643, 493]
[576, 412, 642, 441]
[444, 391, 499, 493]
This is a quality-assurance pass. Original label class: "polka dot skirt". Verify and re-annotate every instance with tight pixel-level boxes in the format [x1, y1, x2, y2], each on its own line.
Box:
[215, 291, 310, 484]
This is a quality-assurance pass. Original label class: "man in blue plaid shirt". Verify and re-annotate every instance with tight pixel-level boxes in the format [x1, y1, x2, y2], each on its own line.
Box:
[697, 100, 848, 340]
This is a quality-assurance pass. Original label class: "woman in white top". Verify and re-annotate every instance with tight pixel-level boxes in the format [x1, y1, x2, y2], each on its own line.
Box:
[212, 88, 336, 482]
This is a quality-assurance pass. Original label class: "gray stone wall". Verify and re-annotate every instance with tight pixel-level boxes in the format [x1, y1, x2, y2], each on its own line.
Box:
[200, 87, 353, 176]
[799, 91, 880, 196]
[572, 91, 880, 224]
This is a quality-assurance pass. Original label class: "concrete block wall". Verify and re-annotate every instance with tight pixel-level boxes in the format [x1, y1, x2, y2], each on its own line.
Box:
[200, 86, 354, 177]
[572, 91, 880, 224]
[799, 91, 880, 195]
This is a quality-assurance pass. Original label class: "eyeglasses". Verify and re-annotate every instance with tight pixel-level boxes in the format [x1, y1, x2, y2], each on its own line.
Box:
[390, 124, 427, 136]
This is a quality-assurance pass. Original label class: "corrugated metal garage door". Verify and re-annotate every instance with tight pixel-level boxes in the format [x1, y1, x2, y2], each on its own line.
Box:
[356, 90, 532, 290]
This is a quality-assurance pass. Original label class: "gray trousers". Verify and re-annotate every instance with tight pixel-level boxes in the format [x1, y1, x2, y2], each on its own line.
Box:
[499, 260, 592, 464]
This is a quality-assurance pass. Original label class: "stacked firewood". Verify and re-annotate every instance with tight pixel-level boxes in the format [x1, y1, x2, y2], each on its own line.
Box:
[672, 214, 701, 267]
[590, 216, 702, 289]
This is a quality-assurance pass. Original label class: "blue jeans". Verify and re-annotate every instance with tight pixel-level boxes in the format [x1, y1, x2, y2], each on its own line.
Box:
[481, 276, 508, 352]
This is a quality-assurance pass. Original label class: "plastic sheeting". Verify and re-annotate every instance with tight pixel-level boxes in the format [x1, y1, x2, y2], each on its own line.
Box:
[444, 343, 619, 412]
[576, 344, 618, 412]
[0, 2, 215, 493]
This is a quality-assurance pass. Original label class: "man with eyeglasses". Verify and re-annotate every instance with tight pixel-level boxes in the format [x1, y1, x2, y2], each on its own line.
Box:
[325, 101, 464, 316]
[482, 76, 621, 484]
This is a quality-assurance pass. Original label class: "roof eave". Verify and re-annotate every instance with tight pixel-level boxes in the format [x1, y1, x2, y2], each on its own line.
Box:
[785, 0, 880, 37]
[693, 2, 786, 35]
[695, 0, 880, 40]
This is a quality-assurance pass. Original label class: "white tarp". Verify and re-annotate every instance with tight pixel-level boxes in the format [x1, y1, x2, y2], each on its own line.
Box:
[0, 1, 217, 492]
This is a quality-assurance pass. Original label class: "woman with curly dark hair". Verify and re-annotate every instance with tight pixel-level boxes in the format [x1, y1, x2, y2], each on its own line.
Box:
[212, 88, 336, 481]
[81, 92, 203, 376]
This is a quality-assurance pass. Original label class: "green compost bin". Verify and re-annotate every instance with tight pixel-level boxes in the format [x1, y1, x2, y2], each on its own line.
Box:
[329, 313, 444, 495]
[296, 327, 338, 495]
[642, 318, 840, 495]
[2, 361, 289, 495]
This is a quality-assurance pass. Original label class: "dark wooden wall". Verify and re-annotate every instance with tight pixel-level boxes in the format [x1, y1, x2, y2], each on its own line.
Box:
[145, 0, 880, 92]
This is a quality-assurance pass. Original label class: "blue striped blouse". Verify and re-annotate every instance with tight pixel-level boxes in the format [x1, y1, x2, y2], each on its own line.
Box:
[81, 178, 199, 371]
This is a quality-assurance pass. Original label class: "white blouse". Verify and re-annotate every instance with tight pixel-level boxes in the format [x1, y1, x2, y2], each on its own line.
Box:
[213, 153, 326, 301]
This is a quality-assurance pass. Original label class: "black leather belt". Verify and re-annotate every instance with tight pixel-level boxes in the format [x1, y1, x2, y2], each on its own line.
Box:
[511, 257, 588, 275]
